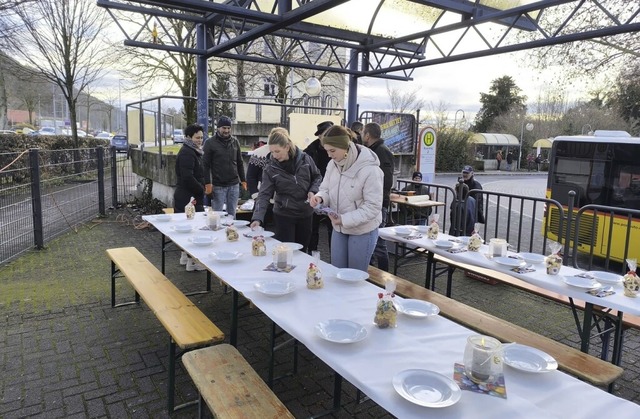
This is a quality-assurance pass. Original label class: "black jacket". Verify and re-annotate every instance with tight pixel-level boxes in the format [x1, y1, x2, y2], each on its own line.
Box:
[368, 139, 394, 208]
[303, 138, 331, 177]
[202, 132, 246, 187]
[461, 176, 485, 223]
[252, 148, 322, 222]
[174, 145, 205, 211]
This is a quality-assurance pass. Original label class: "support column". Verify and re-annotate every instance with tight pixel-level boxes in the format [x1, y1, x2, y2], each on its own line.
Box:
[347, 49, 359, 125]
[196, 24, 209, 135]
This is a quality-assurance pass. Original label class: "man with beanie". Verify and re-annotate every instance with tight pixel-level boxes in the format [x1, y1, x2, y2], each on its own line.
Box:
[363, 122, 393, 272]
[203, 116, 247, 217]
[304, 120, 334, 252]
[459, 165, 485, 223]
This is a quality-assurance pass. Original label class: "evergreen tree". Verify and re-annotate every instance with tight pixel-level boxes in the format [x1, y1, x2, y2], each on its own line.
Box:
[472, 76, 527, 132]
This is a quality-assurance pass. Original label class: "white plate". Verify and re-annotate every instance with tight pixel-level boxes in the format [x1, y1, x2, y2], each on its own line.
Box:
[243, 230, 275, 238]
[587, 271, 623, 284]
[517, 252, 546, 265]
[433, 240, 453, 249]
[395, 299, 440, 318]
[503, 344, 558, 373]
[189, 236, 217, 247]
[493, 256, 524, 267]
[315, 319, 368, 344]
[563, 275, 601, 289]
[395, 227, 414, 236]
[172, 224, 193, 233]
[416, 225, 430, 233]
[156, 214, 172, 222]
[254, 280, 295, 297]
[392, 369, 461, 408]
[336, 268, 369, 282]
[211, 251, 243, 262]
[280, 242, 304, 251]
[231, 220, 250, 227]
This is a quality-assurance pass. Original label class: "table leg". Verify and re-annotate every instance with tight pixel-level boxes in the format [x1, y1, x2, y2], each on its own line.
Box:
[231, 290, 238, 347]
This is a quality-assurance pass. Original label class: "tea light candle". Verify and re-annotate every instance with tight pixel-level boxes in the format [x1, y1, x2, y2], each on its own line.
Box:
[471, 339, 492, 382]
[276, 246, 288, 269]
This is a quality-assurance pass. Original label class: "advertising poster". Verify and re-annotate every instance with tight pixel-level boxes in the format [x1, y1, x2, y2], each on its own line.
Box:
[417, 126, 437, 183]
[370, 112, 416, 155]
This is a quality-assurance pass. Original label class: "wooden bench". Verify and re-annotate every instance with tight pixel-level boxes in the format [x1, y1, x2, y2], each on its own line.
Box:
[107, 247, 225, 413]
[367, 266, 624, 387]
[182, 344, 294, 419]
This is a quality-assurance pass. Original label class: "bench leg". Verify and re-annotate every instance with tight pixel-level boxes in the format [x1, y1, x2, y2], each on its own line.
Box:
[231, 290, 239, 347]
[110, 261, 140, 308]
[168, 339, 176, 412]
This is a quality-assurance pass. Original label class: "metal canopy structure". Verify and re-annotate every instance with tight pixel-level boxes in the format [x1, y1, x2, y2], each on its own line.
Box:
[97, 0, 640, 126]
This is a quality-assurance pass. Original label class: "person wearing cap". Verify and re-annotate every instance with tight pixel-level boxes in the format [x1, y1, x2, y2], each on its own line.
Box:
[362, 122, 393, 272]
[459, 165, 485, 223]
[401, 171, 432, 224]
[250, 128, 322, 251]
[203, 116, 247, 217]
[304, 120, 334, 252]
[308, 125, 383, 272]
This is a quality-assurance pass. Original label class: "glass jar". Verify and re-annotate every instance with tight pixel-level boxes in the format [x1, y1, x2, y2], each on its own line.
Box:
[463, 335, 503, 384]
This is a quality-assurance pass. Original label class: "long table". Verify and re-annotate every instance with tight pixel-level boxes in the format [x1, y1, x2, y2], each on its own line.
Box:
[379, 226, 640, 363]
[143, 213, 640, 418]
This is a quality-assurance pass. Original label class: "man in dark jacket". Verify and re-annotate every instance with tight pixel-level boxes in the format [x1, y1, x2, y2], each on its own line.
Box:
[363, 122, 394, 272]
[460, 165, 485, 224]
[203, 116, 246, 217]
[304, 120, 334, 252]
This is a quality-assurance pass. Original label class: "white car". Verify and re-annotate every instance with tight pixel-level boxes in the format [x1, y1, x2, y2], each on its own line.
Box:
[172, 129, 184, 144]
[38, 127, 56, 135]
[95, 132, 113, 140]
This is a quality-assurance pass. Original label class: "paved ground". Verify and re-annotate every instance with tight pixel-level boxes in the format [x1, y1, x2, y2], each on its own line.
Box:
[1, 203, 639, 418]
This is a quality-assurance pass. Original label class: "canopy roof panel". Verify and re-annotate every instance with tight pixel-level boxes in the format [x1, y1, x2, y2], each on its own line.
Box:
[471, 133, 520, 145]
[97, 0, 640, 80]
[533, 138, 554, 148]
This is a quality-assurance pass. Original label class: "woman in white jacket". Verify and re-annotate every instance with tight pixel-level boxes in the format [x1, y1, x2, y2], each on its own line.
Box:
[308, 125, 383, 271]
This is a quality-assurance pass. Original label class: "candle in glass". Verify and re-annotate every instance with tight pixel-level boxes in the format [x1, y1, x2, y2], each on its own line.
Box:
[463, 335, 502, 383]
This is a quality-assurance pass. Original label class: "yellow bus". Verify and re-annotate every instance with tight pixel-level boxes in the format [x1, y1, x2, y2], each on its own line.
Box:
[545, 131, 640, 262]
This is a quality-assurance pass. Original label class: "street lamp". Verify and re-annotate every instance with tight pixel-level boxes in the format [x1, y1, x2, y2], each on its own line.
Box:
[454, 109, 465, 128]
[118, 79, 124, 133]
[304, 76, 321, 96]
[519, 121, 534, 170]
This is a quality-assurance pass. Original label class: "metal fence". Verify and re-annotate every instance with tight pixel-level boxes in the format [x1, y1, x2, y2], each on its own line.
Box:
[0, 147, 134, 264]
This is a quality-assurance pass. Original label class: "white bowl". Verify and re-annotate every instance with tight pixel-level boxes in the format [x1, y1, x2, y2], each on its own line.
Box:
[517, 252, 546, 265]
[172, 224, 193, 233]
[156, 214, 172, 222]
[254, 280, 295, 297]
[211, 251, 242, 262]
[433, 240, 453, 249]
[189, 235, 216, 247]
[395, 227, 414, 236]
[416, 225, 430, 233]
[336, 268, 369, 282]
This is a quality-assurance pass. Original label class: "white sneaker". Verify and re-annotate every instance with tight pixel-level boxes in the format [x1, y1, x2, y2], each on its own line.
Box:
[179, 252, 188, 265]
[186, 258, 206, 272]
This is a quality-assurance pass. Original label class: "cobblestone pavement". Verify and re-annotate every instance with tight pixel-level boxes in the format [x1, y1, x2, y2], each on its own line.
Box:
[1, 207, 638, 419]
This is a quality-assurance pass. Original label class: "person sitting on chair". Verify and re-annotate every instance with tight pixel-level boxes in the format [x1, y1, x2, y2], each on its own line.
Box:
[401, 171, 431, 224]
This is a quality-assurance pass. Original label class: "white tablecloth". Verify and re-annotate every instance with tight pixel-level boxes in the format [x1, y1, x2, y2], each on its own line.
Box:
[144, 214, 640, 418]
[379, 226, 640, 317]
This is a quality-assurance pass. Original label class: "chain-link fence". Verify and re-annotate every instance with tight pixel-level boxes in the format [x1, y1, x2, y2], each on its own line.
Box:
[0, 147, 135, 264]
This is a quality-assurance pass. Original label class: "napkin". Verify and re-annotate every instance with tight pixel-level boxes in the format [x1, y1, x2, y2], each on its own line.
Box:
[587, 289, 615, 298]
[264, 263, 296, 273]
[199, 225, 225, 231]
[447, 247, 468, 254]
[511, 266, 536, 274]
[453, 363, 507, 399]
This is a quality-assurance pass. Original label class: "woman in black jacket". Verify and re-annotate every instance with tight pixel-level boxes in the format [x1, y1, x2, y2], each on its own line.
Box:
[250, 127, 322, 252]
[173, 124, 205, 213]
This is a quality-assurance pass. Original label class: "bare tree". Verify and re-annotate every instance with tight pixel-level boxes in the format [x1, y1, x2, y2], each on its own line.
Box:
[8, 0, 111, 144]
[386, 82, 425, 114]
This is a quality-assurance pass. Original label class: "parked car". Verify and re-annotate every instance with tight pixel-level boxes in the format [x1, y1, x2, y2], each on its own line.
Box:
[172, 129, 184, 144]
[37, 127, 56, 135]
[110, 135, 128, 152]
[0, 129, 16, 135]
[95, 132, 113, 140]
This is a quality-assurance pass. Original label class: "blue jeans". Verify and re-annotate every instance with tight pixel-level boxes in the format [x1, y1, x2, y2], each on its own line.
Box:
[212, 184, 240, 217]
[371, 207, 389, 271]
[330, 228, 378, 272]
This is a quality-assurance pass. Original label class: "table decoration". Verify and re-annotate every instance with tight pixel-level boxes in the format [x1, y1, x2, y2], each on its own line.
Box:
[463, 335, 503, 384]
[374, 278, 397, 328]
[273, 244, 292, 270]
[546, 241, 563, 275]
[225, 225, 239, 241]
[427, 214, 440, 239]
[453, 363, 506, 399]
[185, 197, 196, 219]
[207, 208, 220, 230]
[306, 251, 323, 289]
[468, 225, 483, 252]
[623, 258, 639, 297]
[393, 369, 462, 408]
[251, 236, 267, 256]
[488, 238, 508, 257]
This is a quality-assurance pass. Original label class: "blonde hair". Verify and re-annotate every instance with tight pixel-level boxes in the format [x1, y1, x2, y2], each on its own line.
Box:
[268, 127, 296, 160]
